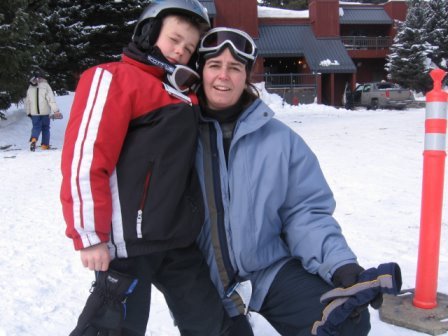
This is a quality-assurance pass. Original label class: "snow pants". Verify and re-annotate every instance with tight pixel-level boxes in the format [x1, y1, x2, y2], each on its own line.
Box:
[108, 243, 232, 336]
[258, 260, 371, 336]
[30, 115, 50, 145]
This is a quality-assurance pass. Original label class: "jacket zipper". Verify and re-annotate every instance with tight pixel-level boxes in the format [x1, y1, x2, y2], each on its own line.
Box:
[36, 88, 40, 114]
[209, 125, 237, 288]
[136, 168, 152, 238]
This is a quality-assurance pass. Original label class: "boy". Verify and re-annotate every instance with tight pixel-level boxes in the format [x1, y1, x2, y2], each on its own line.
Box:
[61, 1, 234, 335]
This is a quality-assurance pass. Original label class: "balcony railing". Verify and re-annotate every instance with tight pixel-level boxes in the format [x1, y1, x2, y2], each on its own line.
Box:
[341, 36, 392, 50]
[252, 73, 317, 88]
[251, 73, 318, 104]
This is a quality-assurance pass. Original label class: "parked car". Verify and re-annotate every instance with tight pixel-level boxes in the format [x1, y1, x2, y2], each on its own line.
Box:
[351, 82, 414, 110]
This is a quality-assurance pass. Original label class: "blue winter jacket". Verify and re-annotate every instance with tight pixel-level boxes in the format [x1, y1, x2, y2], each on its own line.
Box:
[196, 98, 358, 317]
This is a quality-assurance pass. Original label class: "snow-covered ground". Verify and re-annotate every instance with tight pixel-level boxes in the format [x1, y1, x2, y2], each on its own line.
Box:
[0, 88, 447, 336]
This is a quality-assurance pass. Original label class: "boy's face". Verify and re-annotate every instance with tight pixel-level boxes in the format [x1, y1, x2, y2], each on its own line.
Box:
[155, 16, 200, 66]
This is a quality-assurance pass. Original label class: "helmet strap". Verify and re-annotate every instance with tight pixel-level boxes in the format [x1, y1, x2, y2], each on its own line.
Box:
[136, 18, 162, 52]
[124, 42, 172, 69]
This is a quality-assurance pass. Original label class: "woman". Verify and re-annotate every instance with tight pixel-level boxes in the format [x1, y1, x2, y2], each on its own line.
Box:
[194, 27, 376, 336]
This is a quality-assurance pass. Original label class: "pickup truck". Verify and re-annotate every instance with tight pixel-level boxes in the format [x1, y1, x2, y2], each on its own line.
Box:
[351, 82, 414, 110]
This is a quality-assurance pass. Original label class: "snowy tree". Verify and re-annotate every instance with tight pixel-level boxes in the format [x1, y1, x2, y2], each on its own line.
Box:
[0, 0, 47, 110]
[423, 0, 448, 71]
[40, 0, 148, 92]
[38, 1, 87, 93]
[81, 1, 147, 68]
[359, 0, 387, 3]
[259, 0, 384, 6]
[386, 0, 433, 93]
[258, 0, 308, 10]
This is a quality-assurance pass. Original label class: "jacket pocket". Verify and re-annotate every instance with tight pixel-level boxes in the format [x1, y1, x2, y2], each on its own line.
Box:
[136, 162, 153, 238]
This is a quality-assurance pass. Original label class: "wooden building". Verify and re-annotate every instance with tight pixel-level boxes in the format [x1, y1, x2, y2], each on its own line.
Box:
[198, 0, 408, 106]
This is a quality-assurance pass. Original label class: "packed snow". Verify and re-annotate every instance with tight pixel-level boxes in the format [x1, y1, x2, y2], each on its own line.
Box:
[257, 6, 309, 18]
[0, 86, 447, 336]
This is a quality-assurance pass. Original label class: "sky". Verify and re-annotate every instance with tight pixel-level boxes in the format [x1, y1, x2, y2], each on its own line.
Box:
[0, 86, 447, 336]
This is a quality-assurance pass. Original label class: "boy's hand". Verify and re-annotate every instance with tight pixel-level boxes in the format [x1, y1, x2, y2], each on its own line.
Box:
[80, 243, 110, 271]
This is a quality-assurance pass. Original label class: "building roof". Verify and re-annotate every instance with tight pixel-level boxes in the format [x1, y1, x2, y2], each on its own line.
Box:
[198, 0, 216, 17]
[257, 25, 356, 73]
[339, 7, 393, 24]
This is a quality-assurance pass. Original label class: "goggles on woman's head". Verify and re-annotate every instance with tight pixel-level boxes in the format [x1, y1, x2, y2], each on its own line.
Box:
[146, 55, 200, 93]
[199, 27, 258, 64]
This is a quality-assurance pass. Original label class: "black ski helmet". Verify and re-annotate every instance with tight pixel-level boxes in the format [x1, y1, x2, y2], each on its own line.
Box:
[132, 0, 210, 52]
[29, 69, 44, 85]
[31, 69, 44, 79]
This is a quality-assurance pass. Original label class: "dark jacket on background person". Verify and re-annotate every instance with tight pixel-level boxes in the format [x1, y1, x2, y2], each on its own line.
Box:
[61, 51, 204, 258]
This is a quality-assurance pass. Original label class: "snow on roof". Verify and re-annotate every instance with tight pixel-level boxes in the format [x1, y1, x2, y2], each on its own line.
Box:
[257, 6, 309, 18]
[319, 59, 341, 67]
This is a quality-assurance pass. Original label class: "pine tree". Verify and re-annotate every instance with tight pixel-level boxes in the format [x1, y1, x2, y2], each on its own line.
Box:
[81, 1, 148, 69]
[359, 0, 387, 3]
[258, 0, 308, 10]
[0, 0, 47, 110]
[258, 0, 283, 8]
[41, 0, 148, 92]
[424, 0, 448, 71]
[259, 0, 384, 6]
[386, 0, 433, 93]
[40, 0, 89, 92]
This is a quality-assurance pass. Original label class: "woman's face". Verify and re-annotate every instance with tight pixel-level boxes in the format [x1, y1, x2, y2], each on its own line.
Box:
[202, 48, 247, 110]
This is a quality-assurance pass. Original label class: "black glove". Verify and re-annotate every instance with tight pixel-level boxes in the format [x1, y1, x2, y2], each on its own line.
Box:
[27, 114, 31, 118]
[332, 263, 383, 311]
[332, 263, 364, 288]
[312, 262, 402, 336]
[332, 263, 372, 321]
[229, 315, 254, 336]
[69, 269, 138, 336]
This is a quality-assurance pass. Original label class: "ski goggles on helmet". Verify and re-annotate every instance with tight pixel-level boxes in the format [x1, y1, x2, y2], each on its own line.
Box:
[146, 55, 200, 93]
[199, 27, 258, 64]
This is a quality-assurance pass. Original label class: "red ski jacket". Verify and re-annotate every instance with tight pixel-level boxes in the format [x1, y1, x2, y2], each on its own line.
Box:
[60, 54, 204, 258]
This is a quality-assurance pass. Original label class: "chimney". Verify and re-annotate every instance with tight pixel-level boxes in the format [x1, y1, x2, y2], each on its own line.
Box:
[213, 0, 259, 37]
[384, 0, 408, 22]
[384, 0, 408, 36]
[309, 0, 340, 38]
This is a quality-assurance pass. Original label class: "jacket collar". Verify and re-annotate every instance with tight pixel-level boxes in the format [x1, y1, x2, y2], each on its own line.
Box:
[232, 99, 274, 139]
[121, 54, 165, 79]
[199, 97, 274, 137]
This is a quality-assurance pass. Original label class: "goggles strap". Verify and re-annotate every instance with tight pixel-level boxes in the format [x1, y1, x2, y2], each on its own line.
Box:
[146, 55, 176, 74]
[146, 54, 199, 93]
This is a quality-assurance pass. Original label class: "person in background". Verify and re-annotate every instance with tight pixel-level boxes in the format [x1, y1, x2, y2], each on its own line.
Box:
[344, 82, 354, 110]
[61, 2, 241, 335]
[194, 27, 380, 336]
[25, 71, 60, 151]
